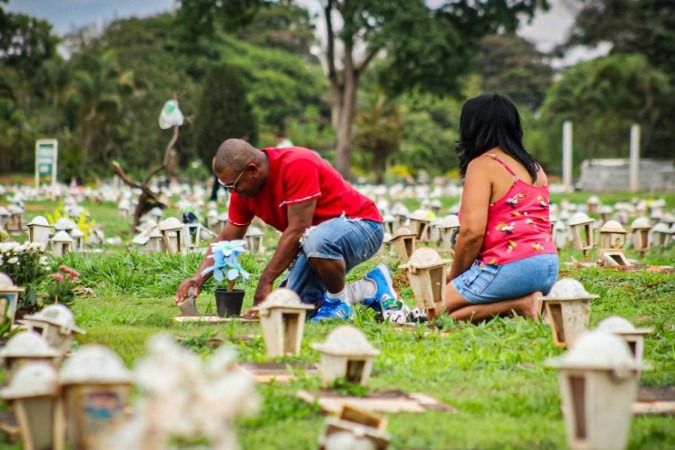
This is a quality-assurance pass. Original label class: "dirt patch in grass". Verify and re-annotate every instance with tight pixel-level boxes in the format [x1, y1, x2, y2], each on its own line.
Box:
[392, 267, 409, 291]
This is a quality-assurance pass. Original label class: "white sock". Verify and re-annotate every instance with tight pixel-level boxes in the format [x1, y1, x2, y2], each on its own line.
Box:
[326, 288, 347, 303]
[344, 279, 376, 304]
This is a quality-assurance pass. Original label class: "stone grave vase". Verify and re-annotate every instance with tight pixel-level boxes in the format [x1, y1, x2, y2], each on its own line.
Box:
[147, 228, 163, 252]
[598, 220, 630, 266]
[541, 278, 598, 348]
[319, 404, 389, 450]
[0, 207, 9, 230]
[630, 217, 651, 258]
[182, 223, 201, 250]
[586, 196, 600, 216]
[651, 222, 671, 247]
[596, 316, 652, 365]
[568, 213, 595, 260]
[158, 217, 184, 254]
[245, 226, 265, 254]
[255, 289, 314, 358]
[27, 216, 52, 246]
[382, 214, 395, 235]
[311, 326, 380, 387]
[0, 332, 60, 384]
[401, 248, 450, 319]
[438, 215, 460, 250]
[21, 304, 85, 354]
[408, 211, 431, 242]
[546, 331, 642, 450]
[50, 231, 73, 257]
[0, 272, 23, 332]
[389, 227, 416, 260]
[59, 345, 132, 450]
[70, 228, 85, 252]
[0, 362, 65, 450]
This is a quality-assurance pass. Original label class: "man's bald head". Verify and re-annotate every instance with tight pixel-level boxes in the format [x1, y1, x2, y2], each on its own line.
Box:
[214, 139, 260, 172]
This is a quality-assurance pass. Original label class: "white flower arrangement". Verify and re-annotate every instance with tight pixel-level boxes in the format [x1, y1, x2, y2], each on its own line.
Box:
[102, 334, 258, 449]
[0, 240, 50, 310]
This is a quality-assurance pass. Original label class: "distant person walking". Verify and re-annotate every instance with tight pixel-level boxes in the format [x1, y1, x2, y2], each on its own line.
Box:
[444, 94, 558, 323]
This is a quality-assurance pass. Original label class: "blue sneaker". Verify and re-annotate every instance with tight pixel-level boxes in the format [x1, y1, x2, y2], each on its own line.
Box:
[363, 264, 400, 311]
[311, 297, 353, 322]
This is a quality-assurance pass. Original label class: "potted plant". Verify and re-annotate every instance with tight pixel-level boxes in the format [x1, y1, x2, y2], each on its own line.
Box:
[43, 265, 80, 305]
[201, 240, 250, 317]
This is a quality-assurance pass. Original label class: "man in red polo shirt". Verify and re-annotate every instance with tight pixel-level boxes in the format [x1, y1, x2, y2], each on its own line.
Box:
[175, 138, 398, 320]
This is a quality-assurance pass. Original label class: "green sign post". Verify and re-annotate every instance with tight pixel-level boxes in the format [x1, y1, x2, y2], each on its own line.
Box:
[35, 139, 58, 189]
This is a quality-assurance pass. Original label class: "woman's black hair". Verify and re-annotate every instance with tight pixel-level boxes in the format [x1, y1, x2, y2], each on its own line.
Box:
[455, 94, 538, 181]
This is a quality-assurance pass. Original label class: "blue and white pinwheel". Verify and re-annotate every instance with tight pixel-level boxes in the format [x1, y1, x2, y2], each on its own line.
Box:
[201, 240, 250, 284]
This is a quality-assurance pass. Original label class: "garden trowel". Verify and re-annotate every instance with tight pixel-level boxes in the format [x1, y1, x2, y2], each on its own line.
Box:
[177, 286, 200, 316]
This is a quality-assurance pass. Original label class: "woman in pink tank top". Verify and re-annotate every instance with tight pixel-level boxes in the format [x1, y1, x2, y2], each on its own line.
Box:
[444, 94, 559, 323]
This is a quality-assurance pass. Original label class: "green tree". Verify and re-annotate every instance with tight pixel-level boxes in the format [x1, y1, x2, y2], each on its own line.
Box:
[353, 90, 402, 184]
[193, 64, 258, 168]
[175, 0, 548, 179]
[74, 13, 327, 174]
[541, 53, 671, 166]
[284, 105, 335, 156]
[235, 1, 315, 56]
[176, 0, 270, 42]
[79, 15, 206, 172]
[324, 0, 548, 179]
[564, 0, 675, 75]
[560, 0, 675, 158]
[0, 5, 61, 176]
[0, 10, 59, 83]
[397, 93, 461, 178]
[68, 50, 141, 179]
[475, 33, 553, 111]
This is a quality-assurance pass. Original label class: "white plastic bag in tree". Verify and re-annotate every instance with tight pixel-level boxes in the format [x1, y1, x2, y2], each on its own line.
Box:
[158, 99, 184, 129]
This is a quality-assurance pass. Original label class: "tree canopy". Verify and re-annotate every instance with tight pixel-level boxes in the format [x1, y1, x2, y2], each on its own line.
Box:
[559, 0, 675, 161]
[541, 53, 672, 167]
[476, 33, 553, 111]
[194, 64, 258, 168]
[175, 0, 549, 178]
[0, 0, 672, 184]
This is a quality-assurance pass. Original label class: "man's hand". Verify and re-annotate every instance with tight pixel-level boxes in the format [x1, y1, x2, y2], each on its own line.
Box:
[175, 277, 202, 304]
[241, 309, 259, 319]
[252, 279, 273, 308]
[241, 280, 272, 320]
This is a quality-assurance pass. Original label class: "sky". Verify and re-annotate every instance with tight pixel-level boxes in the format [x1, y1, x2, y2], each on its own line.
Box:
[6, 0, 607, 67]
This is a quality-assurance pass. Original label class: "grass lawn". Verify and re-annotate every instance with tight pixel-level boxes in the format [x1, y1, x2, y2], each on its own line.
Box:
[1, 192, 674, 449]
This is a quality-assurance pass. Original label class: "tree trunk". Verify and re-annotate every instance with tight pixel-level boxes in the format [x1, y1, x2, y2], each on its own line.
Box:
[80, 130, 94, 179]
[334, 68, 359, 180]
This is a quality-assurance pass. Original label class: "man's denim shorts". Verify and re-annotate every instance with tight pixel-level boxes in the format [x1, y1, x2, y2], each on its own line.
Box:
[283, 217, 384, 306]
[451, 253, 559, 304]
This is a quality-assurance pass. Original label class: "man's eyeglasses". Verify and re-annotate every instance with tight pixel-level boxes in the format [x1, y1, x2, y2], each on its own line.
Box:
[218, 166, 247, 190]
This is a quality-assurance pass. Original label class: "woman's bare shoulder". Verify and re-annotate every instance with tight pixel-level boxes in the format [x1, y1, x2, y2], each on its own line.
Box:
[466, 154, 495, 172]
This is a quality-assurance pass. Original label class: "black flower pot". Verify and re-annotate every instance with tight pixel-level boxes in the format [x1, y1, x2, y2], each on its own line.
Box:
[214, 288, 245, 317]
